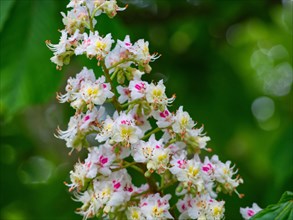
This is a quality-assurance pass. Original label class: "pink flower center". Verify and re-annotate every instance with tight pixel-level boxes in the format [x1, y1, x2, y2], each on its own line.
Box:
[177, 160, 187, 168]
[99, 156, 108, 165]
[182, 204, 186, 210]
[85, 39, 91, 46]
[141, 202, 148, 207]
[135, 84, 142, 90]
[114, 182, 121, 189]
[247, 210, 255, 217]
[84, 115, 90, 121]
[159, 110, 169, 118]
[127, 187, 133, 192]
[124, 88, 131, 95]
[202, 163, 212, 172]
[121, 119, 131, 125]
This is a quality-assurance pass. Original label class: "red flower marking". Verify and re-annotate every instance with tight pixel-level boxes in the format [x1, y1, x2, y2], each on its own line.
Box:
[135, 84, 142, 90]
[247, 210, 255, 217]
[114, 182, 121, 189]
[99, 156, 108, 165]
[84, 115, 90, 121]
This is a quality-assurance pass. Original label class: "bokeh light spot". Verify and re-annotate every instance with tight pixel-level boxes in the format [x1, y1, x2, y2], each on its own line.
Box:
[170, 31, 192, 54]
[18, 156, 54, 184]
[251, 96, 275, 122]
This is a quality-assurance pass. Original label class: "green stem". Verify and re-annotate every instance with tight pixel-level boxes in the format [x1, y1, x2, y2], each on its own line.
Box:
[110, 69, 119, 81]
[131, 189, 150, 199]
[108, 58, 135, 70]
[127, 164, 144, 174]
[158, 179, 178, 191]
[121, 100, 138, 109]
[142, 127, 161, 140]
[101, 61, 122, 112]
[91, 3, 106, 20]
[164, 138, 177, 148]
[138, 164, 160, 194]
[85, 5, 94, 32]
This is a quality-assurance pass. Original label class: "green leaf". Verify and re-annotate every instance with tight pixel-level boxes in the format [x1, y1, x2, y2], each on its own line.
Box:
[0, 0, 16, 31]
[252, 191, 293, 220]
[0, 0, 63, 118]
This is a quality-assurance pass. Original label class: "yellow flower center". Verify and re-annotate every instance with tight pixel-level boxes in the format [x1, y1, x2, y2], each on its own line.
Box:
[87, 87, 99, 96]
[121, 127, 133, 139]
[213, 206, 222, 216]
[101, 187, 111, 198]
[131, 210, 139, 219]
[223, 168, 229, 175]
[152, 206, 163, 216]
[158, 154, 167, 162]
[180, 116, 188, 126]
[152, 88, 162, 98]
[143, 45, 149, 54]
[188, 166, 199, 177]
[96, 41, 106, 50]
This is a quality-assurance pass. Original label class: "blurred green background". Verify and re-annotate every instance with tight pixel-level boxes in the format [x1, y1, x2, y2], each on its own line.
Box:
[0, 0, 292, 219]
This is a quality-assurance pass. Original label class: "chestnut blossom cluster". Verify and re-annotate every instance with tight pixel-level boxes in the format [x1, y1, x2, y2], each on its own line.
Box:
[47, 0, 254, 219]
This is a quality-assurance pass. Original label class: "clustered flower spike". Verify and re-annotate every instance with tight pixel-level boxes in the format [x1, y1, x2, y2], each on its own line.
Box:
[47, 1, 257, 219]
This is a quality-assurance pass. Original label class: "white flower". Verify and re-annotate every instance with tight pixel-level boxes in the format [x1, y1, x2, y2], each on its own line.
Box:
[101, 0, 126, 18]
[133, 39, 160, 66]
[67, 0, 85, 8]
[132, 134, 159, 163]
[133, 69, 145, 80]
[153, 108, 174, 128]
[147, 146, 170, 174]
[80, 107, 105, 130]
[85, 145, 115, 178]
[96, 115, 115, 142]
[56, 107, 104, 150]
[146, 80, 174, 109]
[126, 206, 146, 220]
[117, 85, 131, 103]
[129, 80, 149, 100]
[206, 199, 225, 220]
[46, 30, 69, 55]
[170, 153, 205, 192]
[140, 193, 173, 220]
[67, 161, 88, 191]
[240, 203, 262, 220]
[112, 111, 143, 144]
[56, 114, 83, 150]
[80, 75, 114, 108]
[210, 155, 243, 194]
[46, 29, 80, 68]
[61, 6, 94, 34]
[105, 35, 134, 72]
[130, 106, 152, 133]
[166, 141, 186, 154]
[185, 126, 210, 150]
[93, 169, 134, 211]
[76, 31, 114, 59]
[74, 189, 98, 219]
[172, 106, 195, 134]
[57, 67, 96, 103]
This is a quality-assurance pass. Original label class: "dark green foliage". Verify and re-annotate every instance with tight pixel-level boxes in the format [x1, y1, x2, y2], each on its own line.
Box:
[252, 191, 293, 220]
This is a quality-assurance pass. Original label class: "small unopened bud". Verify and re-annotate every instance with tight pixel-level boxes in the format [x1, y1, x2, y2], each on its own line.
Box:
[144, 64, 152, 73]
[144, 170, 152, 178]
[176, 185, 183, 194]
